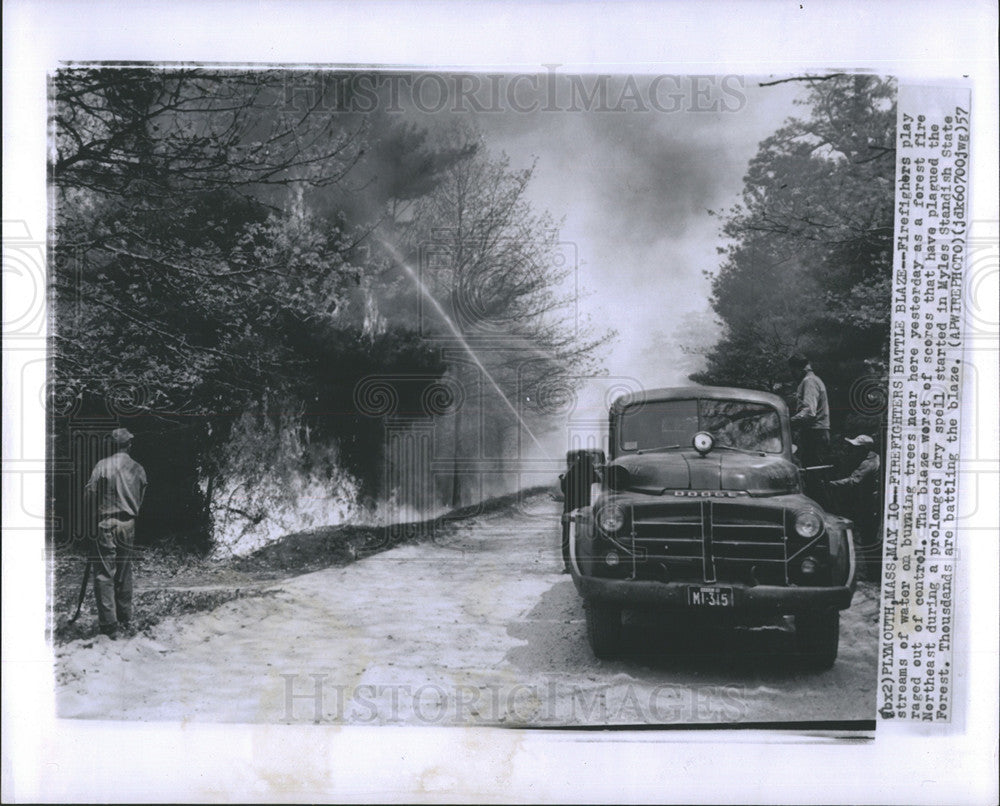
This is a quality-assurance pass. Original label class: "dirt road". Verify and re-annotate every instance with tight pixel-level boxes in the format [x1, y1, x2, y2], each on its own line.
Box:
[55, 493, 879, 726]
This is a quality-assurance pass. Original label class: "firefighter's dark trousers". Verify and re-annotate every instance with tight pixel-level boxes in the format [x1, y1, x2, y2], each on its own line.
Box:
[92, 516, 135, 628]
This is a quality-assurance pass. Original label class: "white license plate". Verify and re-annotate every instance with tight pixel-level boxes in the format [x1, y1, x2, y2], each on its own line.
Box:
[687, 586, 734, 607]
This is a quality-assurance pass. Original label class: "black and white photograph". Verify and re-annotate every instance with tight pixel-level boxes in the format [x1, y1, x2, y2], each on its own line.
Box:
[3, 2, 998, 803]
[46, 66, 894, 727]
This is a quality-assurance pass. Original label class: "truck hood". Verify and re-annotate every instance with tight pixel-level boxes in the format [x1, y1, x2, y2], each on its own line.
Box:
[606, 450, 800, 496]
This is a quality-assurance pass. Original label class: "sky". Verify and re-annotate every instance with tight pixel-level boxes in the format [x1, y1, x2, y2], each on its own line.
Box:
[406, 72, 808, 446]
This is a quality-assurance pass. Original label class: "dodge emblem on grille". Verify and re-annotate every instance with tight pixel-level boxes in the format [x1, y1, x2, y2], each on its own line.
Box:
[670, 490, 744, 498]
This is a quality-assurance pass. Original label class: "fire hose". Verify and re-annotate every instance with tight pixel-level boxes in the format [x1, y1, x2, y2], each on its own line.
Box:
[68, 557, 92, 624]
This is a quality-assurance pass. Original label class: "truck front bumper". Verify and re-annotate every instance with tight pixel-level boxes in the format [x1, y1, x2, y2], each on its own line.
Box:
[572, 574, 855, 613]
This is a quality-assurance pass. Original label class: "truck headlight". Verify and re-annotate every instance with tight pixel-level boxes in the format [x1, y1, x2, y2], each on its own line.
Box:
[794, 509, 824, 539]
[596, 503, 626, 534]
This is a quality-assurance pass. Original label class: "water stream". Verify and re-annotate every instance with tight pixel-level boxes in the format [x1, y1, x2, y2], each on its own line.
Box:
[378, 238, 552, 460]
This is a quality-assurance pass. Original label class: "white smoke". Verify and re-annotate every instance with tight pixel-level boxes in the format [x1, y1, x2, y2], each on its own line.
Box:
[204, 406, 456, 558]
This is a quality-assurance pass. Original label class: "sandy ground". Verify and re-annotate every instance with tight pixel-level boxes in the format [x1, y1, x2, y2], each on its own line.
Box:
[54, 493, 879, 726]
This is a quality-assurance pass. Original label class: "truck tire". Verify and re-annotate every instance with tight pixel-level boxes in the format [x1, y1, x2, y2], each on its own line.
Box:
[585, 602, 622, 659]
[795, 609, 840, 669]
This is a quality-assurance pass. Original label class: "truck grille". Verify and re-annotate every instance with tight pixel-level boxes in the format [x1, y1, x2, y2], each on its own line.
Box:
[629, 501, 789, 585]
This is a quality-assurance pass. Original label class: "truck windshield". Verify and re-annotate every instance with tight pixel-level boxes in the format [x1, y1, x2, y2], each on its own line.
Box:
[618, 399, 783, 454]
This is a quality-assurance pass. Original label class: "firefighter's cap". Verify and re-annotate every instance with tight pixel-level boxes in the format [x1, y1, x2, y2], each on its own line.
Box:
[111, 427, 135, 445]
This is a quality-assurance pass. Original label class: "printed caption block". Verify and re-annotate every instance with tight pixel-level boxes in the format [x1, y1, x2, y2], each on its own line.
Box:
[878, 84, 970, 722]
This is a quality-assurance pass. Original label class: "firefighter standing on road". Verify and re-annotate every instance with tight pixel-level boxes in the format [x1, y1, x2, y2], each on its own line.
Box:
[84, 427, 147, 639]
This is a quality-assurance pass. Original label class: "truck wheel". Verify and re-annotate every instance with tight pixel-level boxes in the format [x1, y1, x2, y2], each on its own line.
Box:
[585, 602, 622, 659]
[795, 610, 840, 669]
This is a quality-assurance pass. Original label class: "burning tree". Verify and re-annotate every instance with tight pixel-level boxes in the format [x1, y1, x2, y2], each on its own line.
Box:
[51, 68, 472, 416]
[50, 69, 473, 549]
[389, 144, 614, 507]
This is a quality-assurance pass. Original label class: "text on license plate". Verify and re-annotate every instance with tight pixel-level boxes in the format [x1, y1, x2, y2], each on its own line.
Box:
[687, 586, 734, 607]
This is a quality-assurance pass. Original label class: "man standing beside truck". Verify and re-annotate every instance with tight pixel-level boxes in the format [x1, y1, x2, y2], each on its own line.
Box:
[788, 354, 831, 469]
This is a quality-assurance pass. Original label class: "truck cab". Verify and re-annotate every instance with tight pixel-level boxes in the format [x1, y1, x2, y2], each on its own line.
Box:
[568, 385, 856, 667]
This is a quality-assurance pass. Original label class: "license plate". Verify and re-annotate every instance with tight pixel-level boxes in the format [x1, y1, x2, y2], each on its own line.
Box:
[687, 586, 734, 607]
